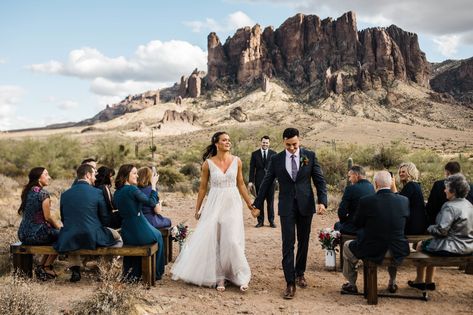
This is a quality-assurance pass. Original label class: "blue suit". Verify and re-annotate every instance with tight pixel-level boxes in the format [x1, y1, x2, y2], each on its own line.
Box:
[54, 181, 116, 252]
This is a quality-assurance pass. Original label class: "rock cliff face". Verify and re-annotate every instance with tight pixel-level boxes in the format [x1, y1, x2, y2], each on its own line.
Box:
[430, 57, 473, 104]
[207, 11, 430, 98]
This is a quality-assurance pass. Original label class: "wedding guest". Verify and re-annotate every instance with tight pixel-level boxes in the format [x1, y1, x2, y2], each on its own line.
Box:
[334, 165, 375, 235]
[95, 166, 121, 229]
[137, 167, 171, 229]
[395, 162, 428, 234]
[72, 158, 97, 186]
[341, 171, 410, 294]
[426, 161, 473, 225]
[18, 167, 62, 280]
[54, 164, 122, 282]
[113, 164, 165, 281]
[409, 174, 473, 291]
[248, 136, 277, 228]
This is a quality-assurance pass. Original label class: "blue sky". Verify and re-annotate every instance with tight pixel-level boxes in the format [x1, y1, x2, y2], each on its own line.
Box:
[1, 0, 472, 130]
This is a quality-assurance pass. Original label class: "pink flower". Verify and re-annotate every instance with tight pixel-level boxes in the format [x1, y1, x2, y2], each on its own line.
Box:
[33, 186, 41, 193]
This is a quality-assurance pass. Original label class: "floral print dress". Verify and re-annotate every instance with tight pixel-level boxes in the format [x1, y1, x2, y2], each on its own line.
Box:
[18, 186, 59, 245]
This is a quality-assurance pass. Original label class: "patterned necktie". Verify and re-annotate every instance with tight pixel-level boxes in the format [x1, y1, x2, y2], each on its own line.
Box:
[291, 154, 298, 181]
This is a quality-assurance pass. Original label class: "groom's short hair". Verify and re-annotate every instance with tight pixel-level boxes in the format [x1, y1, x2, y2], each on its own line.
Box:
[283, 128, 299, 139]
[261, 135, 270, 141]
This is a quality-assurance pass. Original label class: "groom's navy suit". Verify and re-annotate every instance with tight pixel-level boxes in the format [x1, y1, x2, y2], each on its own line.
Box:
[254, 147, 327, 284]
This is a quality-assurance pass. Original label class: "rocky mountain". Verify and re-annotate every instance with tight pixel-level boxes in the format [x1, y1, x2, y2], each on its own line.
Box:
[430, 57, 473, 104]
[207, 11, 430, 101]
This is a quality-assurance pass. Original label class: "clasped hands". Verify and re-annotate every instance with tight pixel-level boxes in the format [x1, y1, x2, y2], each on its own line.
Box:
[248, 203, 260, 218]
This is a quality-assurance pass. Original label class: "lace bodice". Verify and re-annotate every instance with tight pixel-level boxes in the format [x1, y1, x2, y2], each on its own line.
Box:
[207, 157, 238, 189]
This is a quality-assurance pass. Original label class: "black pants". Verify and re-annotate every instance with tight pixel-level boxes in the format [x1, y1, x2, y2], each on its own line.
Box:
[256, 184, 275, 224]
[280, 199, 313, 284]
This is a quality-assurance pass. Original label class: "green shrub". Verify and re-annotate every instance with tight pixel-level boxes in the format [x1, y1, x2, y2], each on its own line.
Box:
[158, 166, 185, 188]
[180, 163, 200, 179]
[95, 138, 131, 169]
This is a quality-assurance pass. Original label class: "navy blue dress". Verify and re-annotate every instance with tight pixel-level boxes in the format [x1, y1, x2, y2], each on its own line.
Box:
[113, 185, 165, 280]
[18, 187, 59, 245]
[400, 181, 428, 234]
[139, 186, 171, 229]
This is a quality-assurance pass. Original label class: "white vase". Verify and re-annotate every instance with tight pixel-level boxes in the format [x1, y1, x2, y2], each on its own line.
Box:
[325, 249, 336, 271]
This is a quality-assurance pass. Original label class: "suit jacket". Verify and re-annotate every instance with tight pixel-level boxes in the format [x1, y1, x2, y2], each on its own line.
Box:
[350, 189, 410, 264]
[254, 148, 327, 216]
[338, 179, 375, 224]
[54, 181, 116, 252]
[400, 181, 428, 234]
[248, 148, 276, 188]
[426, 179, 473, 225]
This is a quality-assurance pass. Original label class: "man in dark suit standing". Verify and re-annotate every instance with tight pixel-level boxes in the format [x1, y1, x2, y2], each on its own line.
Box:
[426, 161, 473, 225]
[254, 128, 327, 299]
[334, 165, 375, 235]
[54, 164, 122, 282]
[249, 135, 277, 228]
[341, 170, 410, 294]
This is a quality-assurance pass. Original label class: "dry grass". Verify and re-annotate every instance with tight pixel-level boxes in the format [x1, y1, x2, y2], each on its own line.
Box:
[68, 258, 149, 315]
[0, 275, 50, 315]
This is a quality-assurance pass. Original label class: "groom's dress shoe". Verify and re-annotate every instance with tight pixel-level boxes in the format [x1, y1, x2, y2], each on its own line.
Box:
[269, 222, 277, 228]
[295, 275, 307, 288]
[283, 283, 296, 299]
[255, 223, 263, 228]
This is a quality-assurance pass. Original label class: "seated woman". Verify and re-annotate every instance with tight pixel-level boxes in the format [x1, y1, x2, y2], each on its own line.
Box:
[409, 173, 473, 291]
[18, 167, 63, 280]
[397, 162, 428, 235]
[137, 167, 171, 229]
[113, 164, 165, 281]
[94, 166, 121, 229]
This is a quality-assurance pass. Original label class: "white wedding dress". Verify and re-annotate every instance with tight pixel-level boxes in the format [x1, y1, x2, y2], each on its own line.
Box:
[171, 157, 251, 287]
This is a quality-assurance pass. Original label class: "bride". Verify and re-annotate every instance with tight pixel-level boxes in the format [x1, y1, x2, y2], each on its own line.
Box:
[171, 131, 259, 292]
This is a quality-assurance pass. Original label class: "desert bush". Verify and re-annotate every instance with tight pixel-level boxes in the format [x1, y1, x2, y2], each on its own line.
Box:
[179, 162, 200, 179]
[371, 140, 409, 169]
[0, 275, 50, 315]
[158, 166, 185, 189]
[0, 136, 81, 178]
[69, 258, 145, 315]
[0, 174, 19, 198]
[0, 227, 17, 275]
[95, 138, 131, 169]
[160, 153, 178, 167]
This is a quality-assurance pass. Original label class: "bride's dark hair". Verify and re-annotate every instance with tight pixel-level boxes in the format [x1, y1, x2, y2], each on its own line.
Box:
[202, 131, 228, 162]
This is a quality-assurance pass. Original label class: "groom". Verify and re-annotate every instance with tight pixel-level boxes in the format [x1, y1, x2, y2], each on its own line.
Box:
[254, 127, 327, 299]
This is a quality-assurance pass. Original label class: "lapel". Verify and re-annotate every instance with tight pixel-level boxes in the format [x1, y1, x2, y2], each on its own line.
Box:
[295, 148, 307, 181]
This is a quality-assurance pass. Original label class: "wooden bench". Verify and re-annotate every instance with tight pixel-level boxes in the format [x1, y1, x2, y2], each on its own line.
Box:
[340, 234, 430, 269]
[10, 242, 158, 286]
[158, 227, 173, 264]
[361, 252, 473, 305]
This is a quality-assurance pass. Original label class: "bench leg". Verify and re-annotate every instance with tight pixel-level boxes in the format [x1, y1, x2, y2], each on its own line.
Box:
[141, 256, 152, 287]
[366, 262, 378, 305]
[13, 254, 33, 278]
[363, 263, 368, 298]
[162, 235, 169, 265]
[151, 253, 156, 286]
[465, 263, 473, 275]
[340, 239, 345, 271]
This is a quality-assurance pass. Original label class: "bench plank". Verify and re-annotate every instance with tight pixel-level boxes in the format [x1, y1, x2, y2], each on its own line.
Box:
[10, 242, 158, 286]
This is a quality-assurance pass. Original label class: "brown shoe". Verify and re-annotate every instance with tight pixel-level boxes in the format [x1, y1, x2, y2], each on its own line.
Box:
[283, 283, 296, 299]
[295, 275, 308, 288]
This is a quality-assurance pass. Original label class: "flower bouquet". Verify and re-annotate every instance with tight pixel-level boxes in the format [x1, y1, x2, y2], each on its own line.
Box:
[171, 222, 189, 249]
[318, 228, 341, 270]
[318, 228, 341, 251]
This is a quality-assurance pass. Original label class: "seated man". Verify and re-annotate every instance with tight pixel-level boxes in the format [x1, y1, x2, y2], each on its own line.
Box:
[341, 170, 410, 294]
[334, 165, 375, 235]
[54, 164, 122, 282]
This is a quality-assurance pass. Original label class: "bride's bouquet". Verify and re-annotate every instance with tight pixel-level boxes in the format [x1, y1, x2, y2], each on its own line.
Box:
[318, 228, 341, 251]
[171, 222, 189, 247]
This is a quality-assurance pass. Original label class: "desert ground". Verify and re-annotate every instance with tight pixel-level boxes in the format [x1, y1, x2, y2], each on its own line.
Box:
[1, 190, 472, 314]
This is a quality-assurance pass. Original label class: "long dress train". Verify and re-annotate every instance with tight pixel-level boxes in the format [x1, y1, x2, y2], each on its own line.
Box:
[171, 157, 251, 287]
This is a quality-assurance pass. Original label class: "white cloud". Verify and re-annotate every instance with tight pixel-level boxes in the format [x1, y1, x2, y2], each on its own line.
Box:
[57, 100, 79, 110]
[0, 85, 25, 130]
[27, 40, 207, 105]
[184, 11, 255, 33]
[235, 0, 473, 36]
[0, 58, 6, 64]
[433, 35, 460, 57]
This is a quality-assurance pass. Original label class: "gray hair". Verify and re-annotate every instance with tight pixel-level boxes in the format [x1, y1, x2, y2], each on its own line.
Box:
[444, 173, 470, 198]
[374, 170, 392, 188]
